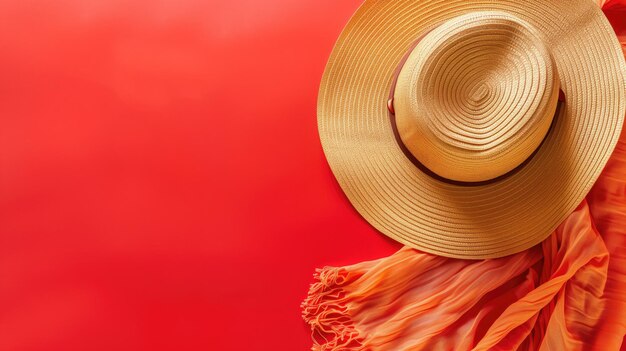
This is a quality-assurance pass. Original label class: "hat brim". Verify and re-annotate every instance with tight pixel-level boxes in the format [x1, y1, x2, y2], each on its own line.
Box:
[318, 0, 626, 258]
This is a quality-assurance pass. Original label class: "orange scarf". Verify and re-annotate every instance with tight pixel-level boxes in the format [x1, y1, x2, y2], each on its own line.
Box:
[302, 2, 626, 350]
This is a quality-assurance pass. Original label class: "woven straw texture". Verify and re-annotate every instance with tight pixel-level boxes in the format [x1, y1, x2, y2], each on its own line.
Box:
[318, 0, 626, 258]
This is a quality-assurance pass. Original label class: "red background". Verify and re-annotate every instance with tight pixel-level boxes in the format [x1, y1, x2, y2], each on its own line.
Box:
[0, 1, 401, 350]
[1, 1, 624, 350]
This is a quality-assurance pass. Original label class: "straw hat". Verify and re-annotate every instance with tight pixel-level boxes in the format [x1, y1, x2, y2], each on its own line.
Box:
[318, 0, 626, 259]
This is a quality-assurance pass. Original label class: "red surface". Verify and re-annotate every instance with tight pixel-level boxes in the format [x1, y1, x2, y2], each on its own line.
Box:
[0, 1, 400, 350]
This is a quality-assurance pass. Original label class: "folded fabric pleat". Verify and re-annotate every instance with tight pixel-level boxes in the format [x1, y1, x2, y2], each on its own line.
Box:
[302, 199, 613, 350]
[586, 131, 626, 350]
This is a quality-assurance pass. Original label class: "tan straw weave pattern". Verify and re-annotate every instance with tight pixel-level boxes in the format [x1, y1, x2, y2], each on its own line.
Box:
[318, 0, 626, 258]
[395, 12, 560, 182]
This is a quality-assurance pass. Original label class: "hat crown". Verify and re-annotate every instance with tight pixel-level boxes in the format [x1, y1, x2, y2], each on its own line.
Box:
[394, 11, 560, 182]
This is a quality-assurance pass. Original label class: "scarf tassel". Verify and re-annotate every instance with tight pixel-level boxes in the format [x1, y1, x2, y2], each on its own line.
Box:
[301, 267, 364, 351]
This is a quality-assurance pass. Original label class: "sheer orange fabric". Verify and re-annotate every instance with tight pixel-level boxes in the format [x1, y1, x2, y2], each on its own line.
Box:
[302, 2, 626, 350]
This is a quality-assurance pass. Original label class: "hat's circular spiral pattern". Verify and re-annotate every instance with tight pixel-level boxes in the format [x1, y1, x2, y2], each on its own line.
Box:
[318, 0, 626, 258]
[394, 12, 560, 182]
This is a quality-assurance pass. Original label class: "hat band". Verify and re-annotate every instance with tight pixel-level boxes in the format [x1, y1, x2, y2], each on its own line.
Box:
[386, 27, 564, 187]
